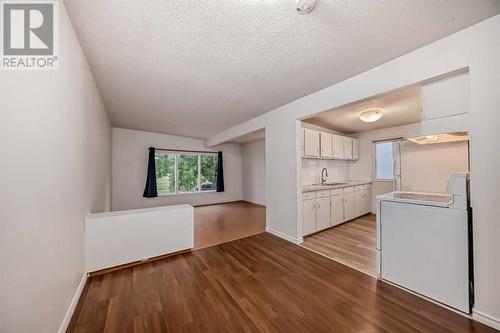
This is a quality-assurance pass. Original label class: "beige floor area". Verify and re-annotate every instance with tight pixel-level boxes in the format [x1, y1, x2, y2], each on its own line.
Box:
[194, 201, 266, 249]
[301, 214, 377, 276]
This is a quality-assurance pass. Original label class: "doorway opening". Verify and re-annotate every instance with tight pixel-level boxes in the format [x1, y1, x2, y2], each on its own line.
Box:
[194, 128, 267, 249]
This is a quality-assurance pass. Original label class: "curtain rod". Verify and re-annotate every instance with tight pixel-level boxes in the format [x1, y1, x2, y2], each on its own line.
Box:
[372, 137, 405, 143]
[154, 147, 219, 154]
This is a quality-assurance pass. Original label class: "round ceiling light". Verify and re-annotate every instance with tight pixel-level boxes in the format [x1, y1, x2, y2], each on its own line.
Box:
[425, 135, 438, 141]
[296, 0, 318, 14]
[360, 110, 383, 123]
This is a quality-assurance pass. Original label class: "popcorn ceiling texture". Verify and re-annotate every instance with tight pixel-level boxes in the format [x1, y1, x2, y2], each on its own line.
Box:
[64, 0, 500, 138]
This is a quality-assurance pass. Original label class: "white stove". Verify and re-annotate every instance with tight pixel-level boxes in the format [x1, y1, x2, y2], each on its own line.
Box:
[376, 173, 472, 313]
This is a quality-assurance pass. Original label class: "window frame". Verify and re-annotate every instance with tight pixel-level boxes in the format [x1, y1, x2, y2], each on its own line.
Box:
[374, 141, 395, 181]
[155, 150, 218, 196]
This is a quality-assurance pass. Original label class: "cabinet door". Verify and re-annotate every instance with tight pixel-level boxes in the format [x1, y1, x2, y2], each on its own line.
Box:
[332, 135, 344, 159]
[343, 137, 353, 160]
[316, 196, 331, 231]
[331, 194, 344, 226]
[302, 199, 316, 236]
[304, 129, 320, 157]
[364, 189, 372, 214]
[320, 132, 333, 158]
[352, 138, 360, 160]
[344, 192, 355, 221]
[355, 190, 364, 218]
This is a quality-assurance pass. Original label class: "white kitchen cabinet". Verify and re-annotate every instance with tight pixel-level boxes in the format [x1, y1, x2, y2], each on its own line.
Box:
[421, 71, 469, 120]
[343, 137, 353, 160]
[302, 127, 358, 161]
[332, 134, 344, 159]
[302, 198, 316, 236]
[343, 191, 356, 221]
[364, 186, 372, 214]
[316, 196, 331, 231]
[355, 190, 365, 217]
[320, 132, 333, 158]
[331, 193, 344, 226]
[354, 186, 372, 217]
[352, 138, 360, 160]
[303, 128, 320, 157]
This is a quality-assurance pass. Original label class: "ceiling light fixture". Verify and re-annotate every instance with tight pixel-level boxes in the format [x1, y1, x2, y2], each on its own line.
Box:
[360, 110, 383, 123]
[425, 135, 438, 141]
[296, 0, 318, 14]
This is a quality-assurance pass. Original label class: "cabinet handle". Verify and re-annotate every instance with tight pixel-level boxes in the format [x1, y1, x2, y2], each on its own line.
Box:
[318, 203, 320, 208]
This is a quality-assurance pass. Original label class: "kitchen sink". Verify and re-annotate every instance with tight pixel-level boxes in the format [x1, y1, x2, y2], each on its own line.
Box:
[313, 182, 348, 186]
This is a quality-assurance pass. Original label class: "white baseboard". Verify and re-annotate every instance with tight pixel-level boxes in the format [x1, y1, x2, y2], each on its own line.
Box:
[473, 310, 500, 330]
[266, 228, 302, 245]
[58, 273, 88, 333]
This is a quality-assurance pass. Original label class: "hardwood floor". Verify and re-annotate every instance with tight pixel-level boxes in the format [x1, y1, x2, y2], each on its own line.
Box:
[301, 214, 377, 276]
[68, 232, 497, 333]
[194, 201, 266, 249]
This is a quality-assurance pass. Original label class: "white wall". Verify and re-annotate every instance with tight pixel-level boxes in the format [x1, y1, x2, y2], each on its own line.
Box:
[112, 128, 243, 210]
[207, 16, 500, 325]
[0, 4, 111, 333]
[400, 140, 469, 193]
[242, 139, 266, 205]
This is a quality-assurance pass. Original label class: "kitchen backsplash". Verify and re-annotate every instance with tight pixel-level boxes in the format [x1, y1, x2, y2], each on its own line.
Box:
[302, 159, 349, 185]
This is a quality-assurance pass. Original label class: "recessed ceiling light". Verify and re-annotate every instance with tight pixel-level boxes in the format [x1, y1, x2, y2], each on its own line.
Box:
[360, 110, 383, 122]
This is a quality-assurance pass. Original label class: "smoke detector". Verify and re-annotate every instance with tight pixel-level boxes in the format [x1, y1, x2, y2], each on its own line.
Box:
[297, 0, 318, 14]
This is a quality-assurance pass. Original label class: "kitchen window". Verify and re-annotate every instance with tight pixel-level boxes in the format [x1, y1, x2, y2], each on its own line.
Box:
[155, 151, 218, 195]
[375, 142, 394, 180]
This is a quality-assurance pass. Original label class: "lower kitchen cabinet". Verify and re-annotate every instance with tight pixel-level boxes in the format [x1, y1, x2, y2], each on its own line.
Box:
[302, 184, 372, 237]
[316, 196, 331, 231]
[302, 198, 316, 236]
[355, 185, 372, 217]
[331, 193, 344, 226]
[343, 192, 356, 221]
[302, 195, 331, 236]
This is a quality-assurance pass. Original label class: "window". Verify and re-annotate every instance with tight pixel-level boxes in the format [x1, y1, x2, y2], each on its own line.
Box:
[375, 142, 394, 180]
[155, 151, 218, 195]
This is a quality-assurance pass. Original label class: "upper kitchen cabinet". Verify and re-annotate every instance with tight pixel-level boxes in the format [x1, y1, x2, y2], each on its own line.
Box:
[421, 71, 469, 120]
[303, 128, 320, 157]
[352, 138, 360, 160]
[320, 132, 333, 158]
[343, 137, 353, 159]
[332, 134, 344, 159]
[302, 127, 359, 160]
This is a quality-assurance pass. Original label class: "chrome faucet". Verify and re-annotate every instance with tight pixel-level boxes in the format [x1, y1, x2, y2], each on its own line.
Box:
[321, 168, 328, 185]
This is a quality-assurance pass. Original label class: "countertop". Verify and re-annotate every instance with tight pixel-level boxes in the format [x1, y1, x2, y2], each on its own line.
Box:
[376, 191, 453, 207]
[302, 180, 372, 193]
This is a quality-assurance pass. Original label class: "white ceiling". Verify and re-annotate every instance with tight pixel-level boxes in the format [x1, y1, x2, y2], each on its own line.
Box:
[304, 85, 422, 134]
[64, 0, 500, 139]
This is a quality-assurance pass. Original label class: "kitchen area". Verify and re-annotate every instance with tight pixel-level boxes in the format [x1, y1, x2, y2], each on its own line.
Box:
[299, 70, 475, 314]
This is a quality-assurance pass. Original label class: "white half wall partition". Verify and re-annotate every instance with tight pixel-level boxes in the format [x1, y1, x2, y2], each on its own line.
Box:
[206, 15, 500, 327]
[85, 205, 194, 272]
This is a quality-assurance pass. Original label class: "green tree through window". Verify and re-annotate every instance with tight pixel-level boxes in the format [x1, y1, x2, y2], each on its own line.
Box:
[178, 154, 199, 192]
[155, 151, 218, 194]
[201, 154, 217, 191]
[155, 153, 175, 193]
